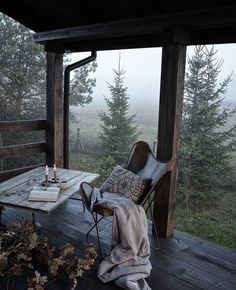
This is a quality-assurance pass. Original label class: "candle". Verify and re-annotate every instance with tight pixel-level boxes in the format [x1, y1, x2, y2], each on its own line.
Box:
[45, 165, 49, 184]
[53, 164, 57, 179]
[45, 165, 49, 176]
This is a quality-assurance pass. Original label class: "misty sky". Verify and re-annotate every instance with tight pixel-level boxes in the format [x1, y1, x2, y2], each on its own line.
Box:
[71, 44, 236, 105]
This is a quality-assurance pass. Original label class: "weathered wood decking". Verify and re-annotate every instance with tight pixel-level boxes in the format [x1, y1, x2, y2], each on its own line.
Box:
[1, 198, 236, 290]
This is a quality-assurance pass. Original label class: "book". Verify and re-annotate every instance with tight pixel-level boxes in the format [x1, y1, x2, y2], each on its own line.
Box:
[28, 186, 60, 202]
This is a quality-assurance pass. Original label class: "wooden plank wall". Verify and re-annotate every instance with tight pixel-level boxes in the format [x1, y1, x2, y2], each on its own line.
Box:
[0, 120, 47, 182]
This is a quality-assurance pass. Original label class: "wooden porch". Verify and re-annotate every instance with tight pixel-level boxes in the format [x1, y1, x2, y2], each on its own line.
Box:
[1, 199, 235, 290]
[1, 0, 236, 239]
[0, 2, 236, 289]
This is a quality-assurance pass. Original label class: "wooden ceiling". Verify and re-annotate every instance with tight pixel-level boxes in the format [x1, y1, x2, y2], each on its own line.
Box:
[0, 0, 236, 52]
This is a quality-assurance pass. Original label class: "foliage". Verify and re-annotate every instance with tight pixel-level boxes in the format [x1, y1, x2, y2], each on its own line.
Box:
[0, 13, 98, 122]
[69, 60, 97, 108]
[98, 54, 139, 165]
[176, 188, 236, 249]
[97, 155, 117, 183]
[0, 13, 97, 172]
[0, 13, 46, 121]
[180, 46, 236, 198]
[70, 152, 116, 187]
[177, 46, 236, 248]
[0, 219, 97, 290]
[68, 57, 97, 125]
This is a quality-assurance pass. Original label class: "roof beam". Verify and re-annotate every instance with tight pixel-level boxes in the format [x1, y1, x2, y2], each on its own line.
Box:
[43, 30, 190, 53]
[33, 6, 236, 44]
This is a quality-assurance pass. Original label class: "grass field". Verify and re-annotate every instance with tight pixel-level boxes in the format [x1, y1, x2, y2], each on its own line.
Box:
[70, 100, 159, 147]
[176, 190, 236, 249]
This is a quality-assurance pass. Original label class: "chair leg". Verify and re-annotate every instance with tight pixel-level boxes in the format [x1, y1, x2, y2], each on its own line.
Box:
[82, 199, 85, 212]
[145, 201, 160, 251]
[94, 213, 102, 256]
[150, 210, 160, 251]
[86, 213, 103, 256]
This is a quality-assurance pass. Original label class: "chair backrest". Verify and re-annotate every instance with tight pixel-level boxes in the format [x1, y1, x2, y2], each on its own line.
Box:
[126, 141, 176, 205]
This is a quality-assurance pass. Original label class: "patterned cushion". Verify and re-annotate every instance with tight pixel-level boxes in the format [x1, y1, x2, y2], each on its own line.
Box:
[100, 165, 152, 203]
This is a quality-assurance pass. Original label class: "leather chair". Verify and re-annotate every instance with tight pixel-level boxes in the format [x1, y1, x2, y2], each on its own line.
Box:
[80, 141, 177, 254]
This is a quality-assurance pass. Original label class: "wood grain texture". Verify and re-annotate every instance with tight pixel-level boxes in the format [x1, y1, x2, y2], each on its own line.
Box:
[1, 200, 235, 290]
[155, 43, 186, 238]
[0, 164, 44, 182]
[0, 120, 46, 133]
[0, 142, 46, 157]
[33, 7, 236, 43]
[46, 52, 64, 167]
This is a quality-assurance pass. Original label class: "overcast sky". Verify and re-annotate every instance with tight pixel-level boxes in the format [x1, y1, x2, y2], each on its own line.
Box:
[71, 44, 236, 105]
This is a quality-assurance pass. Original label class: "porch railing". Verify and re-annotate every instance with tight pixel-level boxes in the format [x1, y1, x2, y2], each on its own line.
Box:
[0, 120, 47, 181]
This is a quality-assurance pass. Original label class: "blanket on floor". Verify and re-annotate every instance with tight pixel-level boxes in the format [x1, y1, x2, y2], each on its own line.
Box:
[94, 192, 152, 290]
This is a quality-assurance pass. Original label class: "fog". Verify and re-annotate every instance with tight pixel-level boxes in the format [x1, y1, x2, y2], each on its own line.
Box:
[71, 44, 236, 106]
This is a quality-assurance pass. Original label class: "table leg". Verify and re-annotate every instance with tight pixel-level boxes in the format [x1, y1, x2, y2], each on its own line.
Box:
[32, 212, 36, 232]
[0, 206, 6, 229]
[0, 206, 3, 221]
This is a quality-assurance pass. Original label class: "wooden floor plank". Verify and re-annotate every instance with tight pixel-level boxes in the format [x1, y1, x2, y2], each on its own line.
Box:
[174, 230, 236, 264]
[1, 199, 236, 290]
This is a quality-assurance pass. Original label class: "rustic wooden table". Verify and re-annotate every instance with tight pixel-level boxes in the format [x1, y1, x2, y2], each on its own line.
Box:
[0, 166, 99, 219]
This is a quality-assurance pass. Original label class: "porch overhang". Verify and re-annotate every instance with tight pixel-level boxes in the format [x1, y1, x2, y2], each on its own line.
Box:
[33, 6, 236, 53]
[0, 1, 236, 52]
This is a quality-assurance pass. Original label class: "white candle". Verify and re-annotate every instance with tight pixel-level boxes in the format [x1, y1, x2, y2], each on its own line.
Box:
[45, 165, 49, 176]
[53, 164, 57, 179]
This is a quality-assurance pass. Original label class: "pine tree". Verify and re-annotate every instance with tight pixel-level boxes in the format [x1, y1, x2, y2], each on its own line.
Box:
[0, 13, 97, 122]
[0, 13, 97, 169]
[0, 13, 46, 121]
[180, 46, 236, 191]
[68, 59, 97, 124]
[69, 61, 97, 107]
[99, 55, 139, 165]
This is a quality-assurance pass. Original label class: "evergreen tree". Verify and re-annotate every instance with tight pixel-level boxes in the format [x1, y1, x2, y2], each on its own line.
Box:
[0, 13, 97, 169]
[180, 46, 236, 191]
[0, 13, 47, 170]
[0, 13, 46, 121]
[68, 59, 97, 124]
[0, 13, 97, 122]
[99, 55, 139, 165]
[69, 61, 97, 107]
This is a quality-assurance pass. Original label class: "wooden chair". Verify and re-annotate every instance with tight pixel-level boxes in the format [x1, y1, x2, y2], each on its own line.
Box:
[80, 141, 177, 254]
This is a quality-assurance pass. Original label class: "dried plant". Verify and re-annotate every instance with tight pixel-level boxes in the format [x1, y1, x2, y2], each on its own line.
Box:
[0, 219, 97, 290]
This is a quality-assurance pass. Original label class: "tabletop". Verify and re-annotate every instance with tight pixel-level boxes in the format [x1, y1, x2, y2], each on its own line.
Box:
[0, 166, 99, 215]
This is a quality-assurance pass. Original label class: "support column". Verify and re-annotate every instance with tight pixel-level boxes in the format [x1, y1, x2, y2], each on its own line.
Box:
[155, 43, 186, 237]
[46, 52, 64, 167]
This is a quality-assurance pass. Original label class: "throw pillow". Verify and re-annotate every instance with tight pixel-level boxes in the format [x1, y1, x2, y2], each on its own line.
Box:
[100, 165, 152, 203]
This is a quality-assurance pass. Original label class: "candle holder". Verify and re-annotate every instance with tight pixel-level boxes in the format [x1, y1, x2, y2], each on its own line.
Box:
[42, 175, 50, 187]
[52, 164, 59, 183]
[50, 177, 60, 183]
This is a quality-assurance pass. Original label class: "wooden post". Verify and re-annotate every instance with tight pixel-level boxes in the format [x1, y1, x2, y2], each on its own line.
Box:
[155, 43, 186, 237]
[46, 53, 64, 167]
[0, 134, 3, 172]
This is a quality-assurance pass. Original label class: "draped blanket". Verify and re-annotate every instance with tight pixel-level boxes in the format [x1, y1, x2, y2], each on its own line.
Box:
[95, 192, 152, 290]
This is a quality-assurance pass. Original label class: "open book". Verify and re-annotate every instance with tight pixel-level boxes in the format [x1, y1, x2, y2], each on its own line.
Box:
[28, 186, 60, 202]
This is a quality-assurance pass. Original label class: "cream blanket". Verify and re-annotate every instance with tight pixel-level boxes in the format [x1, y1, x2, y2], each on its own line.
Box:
[94, 192, 152, 290]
